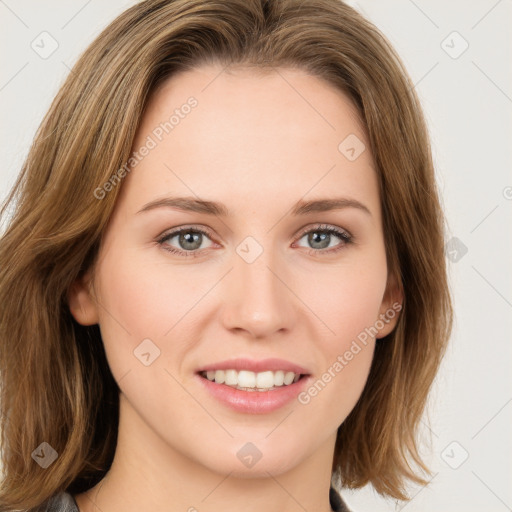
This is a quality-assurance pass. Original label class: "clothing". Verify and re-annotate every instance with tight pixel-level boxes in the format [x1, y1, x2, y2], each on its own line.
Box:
[32, 491, 79, 512]
[330, 485, 353, 511]
[36, 486, 353, 511]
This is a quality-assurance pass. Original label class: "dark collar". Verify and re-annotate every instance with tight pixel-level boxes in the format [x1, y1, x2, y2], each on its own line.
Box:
[329, 485, 352, 512]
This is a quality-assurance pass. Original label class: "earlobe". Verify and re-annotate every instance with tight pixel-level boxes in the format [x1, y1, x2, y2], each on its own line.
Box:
[375, 273, 403, 339]
[67, 272, 100, 326]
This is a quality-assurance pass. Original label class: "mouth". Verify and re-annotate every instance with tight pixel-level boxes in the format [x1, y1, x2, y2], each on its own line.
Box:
[195, 368, 312, 414]
[196, 369, 310, 392]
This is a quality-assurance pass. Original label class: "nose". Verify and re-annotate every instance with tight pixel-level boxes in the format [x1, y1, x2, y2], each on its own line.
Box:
[220, 244, 296, 339]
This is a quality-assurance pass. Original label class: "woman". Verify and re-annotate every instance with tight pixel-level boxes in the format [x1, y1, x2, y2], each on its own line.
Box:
[0, 0, 453, 511]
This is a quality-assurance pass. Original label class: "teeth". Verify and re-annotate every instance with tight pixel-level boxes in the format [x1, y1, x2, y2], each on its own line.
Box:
[201, 369, 303, 391]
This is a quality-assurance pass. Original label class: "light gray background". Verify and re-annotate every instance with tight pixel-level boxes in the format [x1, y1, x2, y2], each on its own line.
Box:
[1, 1, 511, 511]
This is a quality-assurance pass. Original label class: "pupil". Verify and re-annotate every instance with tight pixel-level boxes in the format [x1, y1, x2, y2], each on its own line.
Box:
[309, 231, 329, 249]
[180, 231, 201, 250]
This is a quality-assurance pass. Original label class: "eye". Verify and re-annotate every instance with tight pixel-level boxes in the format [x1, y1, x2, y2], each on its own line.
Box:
[293, 224, 353, 256]
[157, 226, 215, 258]
[156, 223, 353, 258]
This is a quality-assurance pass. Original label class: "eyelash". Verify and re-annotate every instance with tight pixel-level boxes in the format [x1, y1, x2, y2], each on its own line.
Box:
[156, 224, 353, 258]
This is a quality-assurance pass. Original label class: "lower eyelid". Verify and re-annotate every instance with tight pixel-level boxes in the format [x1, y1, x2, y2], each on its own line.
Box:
[157, 225, 353, 255]
[294, 231, 352, 252]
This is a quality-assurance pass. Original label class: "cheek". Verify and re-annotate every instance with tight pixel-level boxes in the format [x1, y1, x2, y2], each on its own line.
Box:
[92, 247, 180, 376]
[298, 262, 385, 417]
[300, 288, 378, 425]
[311, 259, 387, 342]
[300, 341, 375, 428]
[96, 246, 199, 333]
[93, 243, 223, 382]
[95, 236, 386, 393]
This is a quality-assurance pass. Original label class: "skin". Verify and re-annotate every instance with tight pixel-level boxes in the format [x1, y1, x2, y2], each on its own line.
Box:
[69, 64, 402, 512]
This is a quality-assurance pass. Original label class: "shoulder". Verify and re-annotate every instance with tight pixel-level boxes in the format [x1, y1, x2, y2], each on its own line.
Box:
[28, 492, 79, 512]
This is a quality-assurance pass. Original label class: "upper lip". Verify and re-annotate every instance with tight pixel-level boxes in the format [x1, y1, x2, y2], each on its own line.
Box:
[196, 358, 310, 375]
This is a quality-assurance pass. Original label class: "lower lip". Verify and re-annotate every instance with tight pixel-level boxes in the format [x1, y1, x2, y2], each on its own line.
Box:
[195, 373, 311, 414]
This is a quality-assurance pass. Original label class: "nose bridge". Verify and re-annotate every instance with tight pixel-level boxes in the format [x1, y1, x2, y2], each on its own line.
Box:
[221, 235, 294, 337]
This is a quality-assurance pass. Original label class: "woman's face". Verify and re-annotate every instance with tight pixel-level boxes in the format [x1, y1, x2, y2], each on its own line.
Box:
[70, 64, 401, 478]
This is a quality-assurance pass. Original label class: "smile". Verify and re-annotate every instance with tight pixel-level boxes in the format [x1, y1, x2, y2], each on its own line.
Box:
[199, 369, 305, 391]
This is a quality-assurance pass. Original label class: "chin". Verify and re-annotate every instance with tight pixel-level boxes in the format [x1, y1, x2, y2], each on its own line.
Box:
[194, 440, 305, 479]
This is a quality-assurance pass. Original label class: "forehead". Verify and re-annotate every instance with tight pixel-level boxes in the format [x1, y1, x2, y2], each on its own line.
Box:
[116, 64, 379, 220]
[145, 64, 368, 150]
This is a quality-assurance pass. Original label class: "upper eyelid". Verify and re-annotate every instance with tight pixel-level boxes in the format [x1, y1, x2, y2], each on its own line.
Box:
[158, 223, 353, 245]
[158, 224, 216, 242]
[296, 223, 352, 239]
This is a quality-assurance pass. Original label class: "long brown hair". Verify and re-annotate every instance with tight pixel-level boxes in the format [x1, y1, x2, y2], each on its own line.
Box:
[0, 0, 453, 508]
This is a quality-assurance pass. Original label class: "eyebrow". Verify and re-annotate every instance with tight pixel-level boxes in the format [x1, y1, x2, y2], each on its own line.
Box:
[136, 196, 372, 217]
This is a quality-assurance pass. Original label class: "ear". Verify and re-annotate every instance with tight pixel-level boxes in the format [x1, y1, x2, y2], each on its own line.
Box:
[375, 271, 403, 340]
[67, 270, 100, 326]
